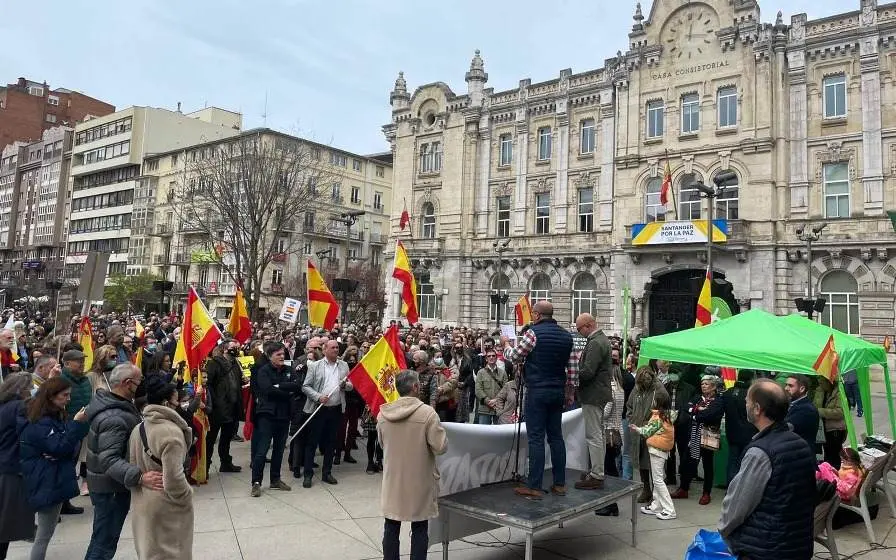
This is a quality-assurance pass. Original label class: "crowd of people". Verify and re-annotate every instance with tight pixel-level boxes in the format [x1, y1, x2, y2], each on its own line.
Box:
[0, 301, 874, 560]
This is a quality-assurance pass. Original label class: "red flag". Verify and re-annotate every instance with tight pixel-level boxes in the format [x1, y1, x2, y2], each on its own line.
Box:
[399, 205, 410, 231]
[347, 325, 407, 418]
[660, 160, 672, 206]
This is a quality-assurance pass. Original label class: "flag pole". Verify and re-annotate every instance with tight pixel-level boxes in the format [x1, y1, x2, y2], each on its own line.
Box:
[286, 385, 340, 446]
[666, 149, 679, 221]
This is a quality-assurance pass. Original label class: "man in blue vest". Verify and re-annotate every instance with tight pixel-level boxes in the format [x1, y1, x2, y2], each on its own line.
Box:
[502, 301, 578, 500]
[719, 379, 816, 559]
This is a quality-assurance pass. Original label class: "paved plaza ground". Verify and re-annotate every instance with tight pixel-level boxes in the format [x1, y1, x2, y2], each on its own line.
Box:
[7, 395, 896, 559]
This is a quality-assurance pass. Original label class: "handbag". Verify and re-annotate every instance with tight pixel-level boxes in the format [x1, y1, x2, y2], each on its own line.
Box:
[701, 425, 721, 451]
[605, 428, 622, 448]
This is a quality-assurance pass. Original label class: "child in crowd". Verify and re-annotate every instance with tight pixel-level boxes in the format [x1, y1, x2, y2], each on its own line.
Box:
[630, 391, 677, 520]
[816, 447, 867, 502]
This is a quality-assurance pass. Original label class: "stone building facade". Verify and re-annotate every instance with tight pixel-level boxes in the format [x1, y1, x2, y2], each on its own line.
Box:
[383, 0, 896, 343]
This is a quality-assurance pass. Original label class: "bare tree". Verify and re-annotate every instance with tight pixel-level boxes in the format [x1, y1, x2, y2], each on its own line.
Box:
[168, 131, 337, 320]
[322, 262, 387, 325]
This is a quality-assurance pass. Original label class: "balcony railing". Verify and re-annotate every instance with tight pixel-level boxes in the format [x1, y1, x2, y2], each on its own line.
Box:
[153, 254, 166, 265]
[368, 232, 386, 244]
[154, 223, 172, 236]
[171, 253, 190, 265]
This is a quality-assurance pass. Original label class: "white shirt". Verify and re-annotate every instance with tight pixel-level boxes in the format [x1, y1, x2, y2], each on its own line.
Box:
[321, 358, 343, 407]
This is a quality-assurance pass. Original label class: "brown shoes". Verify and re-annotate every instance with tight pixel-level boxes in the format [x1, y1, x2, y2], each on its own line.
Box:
[514, 486, 545, 500]
[698, 493, 711, 505]
[574, 477, 605, 490]
[550, 485, 567, 496]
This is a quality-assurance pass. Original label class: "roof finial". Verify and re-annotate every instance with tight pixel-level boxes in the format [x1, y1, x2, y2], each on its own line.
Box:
[632, 2, 645, 31]
[775, 10, 783, 27]
[390, 71, 409, 108]
[465, 49, 488, 83]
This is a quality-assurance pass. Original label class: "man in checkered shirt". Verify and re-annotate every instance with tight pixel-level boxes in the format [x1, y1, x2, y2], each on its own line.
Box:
[502, 301, 579, 500]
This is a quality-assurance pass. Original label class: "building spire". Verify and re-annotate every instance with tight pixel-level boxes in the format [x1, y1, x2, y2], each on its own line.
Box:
[632, 2, 645, 32]
[390, 71, 409, 109]
[465, 49, 488, 84]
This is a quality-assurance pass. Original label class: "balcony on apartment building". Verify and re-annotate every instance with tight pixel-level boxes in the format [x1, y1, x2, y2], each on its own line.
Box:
[154, 223, 173, 236]
[302, 222, 363, 242]
[367, 232, 386, 245]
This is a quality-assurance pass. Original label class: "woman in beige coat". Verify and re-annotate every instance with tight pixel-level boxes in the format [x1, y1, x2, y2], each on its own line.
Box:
[128, 377, 194, 560]
[378, 369, 448, 560]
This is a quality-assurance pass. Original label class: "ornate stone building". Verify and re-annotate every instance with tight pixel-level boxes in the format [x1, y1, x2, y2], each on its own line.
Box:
[383, 0, 896, 343]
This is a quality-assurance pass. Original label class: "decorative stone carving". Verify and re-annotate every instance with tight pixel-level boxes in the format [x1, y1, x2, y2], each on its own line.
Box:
[629, 253, 641, 264]
[632, 3, 644, 32]
[791, 14, 806, 42]
[575, 171, 596, 188]
[737, 298, 752, 310]
[697, 251, 708, 264]
[861, 1, 878, 27]
[510, 258, 520, 269]
[735, 250, 748, 263]
[877, 248, 889, 261]
[816, 143, 857, 181]
[786, 249, 803, 263]
[596, 255, 607, 267]
[551, 257, 562, 268]
[829, 250, 843, 269]
[662, 253, 674, 265]
[861, 248, 873, 262]
[491, 182, 513, 197]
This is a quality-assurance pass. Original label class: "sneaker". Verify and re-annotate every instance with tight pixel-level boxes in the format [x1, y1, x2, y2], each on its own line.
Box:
[270, 480, 292, 491]
[79, 480, 89, 496]
[639, 505, 658, 515]
[655, 510, 678, 520]
[303, 476, 313, 489]
[251, 483, 261, 497]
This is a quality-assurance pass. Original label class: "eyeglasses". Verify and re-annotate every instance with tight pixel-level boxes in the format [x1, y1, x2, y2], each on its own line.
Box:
[486, 354, 497, 358]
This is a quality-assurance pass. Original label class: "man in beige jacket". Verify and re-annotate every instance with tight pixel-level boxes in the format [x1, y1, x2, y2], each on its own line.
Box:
[378, 369, 448, 560]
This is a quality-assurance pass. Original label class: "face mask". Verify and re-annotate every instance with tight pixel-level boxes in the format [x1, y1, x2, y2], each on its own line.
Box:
[433, 357, 444, 367]
[147, 344, 157, 351]
[105, 360, 116, 371]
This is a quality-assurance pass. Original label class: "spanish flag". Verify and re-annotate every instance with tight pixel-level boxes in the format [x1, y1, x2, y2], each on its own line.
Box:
[813, 334, 840, 383]
[4, 315, 19, 363]
[515, 294, 533, 327]
[695, 269, 712, 328]
[174, 286, 222, 384]
[347, 325, 407, 417]
[307, 260, 339, 330]
[392, 240, 418, 324]
[660, 159, 672, 205]
[721, 367, 737, 389]
[78, 317, 94, 371]
[227, 283, 252, 344]
[133, 320, 145, 370]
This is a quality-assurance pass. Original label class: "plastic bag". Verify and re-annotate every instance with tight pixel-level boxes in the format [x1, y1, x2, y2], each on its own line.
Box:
[684, 529, 735, 560]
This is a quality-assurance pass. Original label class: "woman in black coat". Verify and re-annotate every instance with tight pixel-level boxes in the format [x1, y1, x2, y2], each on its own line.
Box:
[671, 374, 724, 505]
[0, 373, 35, 559]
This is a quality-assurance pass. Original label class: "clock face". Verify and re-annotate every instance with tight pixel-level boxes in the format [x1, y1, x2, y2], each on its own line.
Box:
[664, 7, 718, 60]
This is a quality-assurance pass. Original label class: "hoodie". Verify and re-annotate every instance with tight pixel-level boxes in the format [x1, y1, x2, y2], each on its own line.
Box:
[85, 389, 143, 493]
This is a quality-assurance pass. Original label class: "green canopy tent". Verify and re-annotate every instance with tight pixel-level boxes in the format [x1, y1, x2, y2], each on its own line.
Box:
[638, 309, 896, 449]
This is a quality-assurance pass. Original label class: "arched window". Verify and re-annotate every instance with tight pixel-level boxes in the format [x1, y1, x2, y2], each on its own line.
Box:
[489, 274, 511, 323]
[529, 272, 552, 303]
[421, 203, 435, 239]
[572, 273, 598, 319]
[645, 178, 666, 222]
[713, 170, 739, 220]
[678, 172, 703, 220]
[819, 270, 859, 334]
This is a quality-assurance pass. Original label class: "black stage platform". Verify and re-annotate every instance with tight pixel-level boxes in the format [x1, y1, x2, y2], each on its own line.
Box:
[438, 470, 642, 560]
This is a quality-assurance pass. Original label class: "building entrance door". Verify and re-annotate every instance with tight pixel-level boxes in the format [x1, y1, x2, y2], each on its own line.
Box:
[648, 269, 735, 336]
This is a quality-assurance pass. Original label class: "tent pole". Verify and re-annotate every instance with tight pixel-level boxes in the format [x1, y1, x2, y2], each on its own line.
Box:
[883, 362, 896, 439]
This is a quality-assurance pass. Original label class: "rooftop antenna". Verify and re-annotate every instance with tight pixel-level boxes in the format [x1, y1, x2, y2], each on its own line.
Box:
[262, 90, 268, 127]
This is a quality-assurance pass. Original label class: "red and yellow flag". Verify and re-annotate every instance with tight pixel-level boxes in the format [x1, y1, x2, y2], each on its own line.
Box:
[174, 286, 222, 383]
[660, 160, 672, 205]
[133, 320, 145, 370]
[813, 334, 840, 383]
[392, 240, 418, 324]
[721, 367, 737, 389]
[695, 270, 712, 328]
[227, 284, 252, 344]
[515, 294, 533, 327]
[307, 260, 339, 330]
[347, 325, 408, 418]
[78, 317, 94, 371]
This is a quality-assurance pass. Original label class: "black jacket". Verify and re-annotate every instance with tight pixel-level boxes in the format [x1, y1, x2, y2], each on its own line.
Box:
[207, 354, 243, 424]
[785, 397, 820, 450]
[84, 389, 142, 493]
[689, 392, 724, 429]
[0, 398, 25, 474]
[723, 382, 758, 446]
[665, 380, 696, 427]
[252, 362, 300, 421]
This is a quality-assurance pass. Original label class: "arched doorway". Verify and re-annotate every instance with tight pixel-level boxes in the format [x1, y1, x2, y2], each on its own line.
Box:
[648, 269, 739, 335]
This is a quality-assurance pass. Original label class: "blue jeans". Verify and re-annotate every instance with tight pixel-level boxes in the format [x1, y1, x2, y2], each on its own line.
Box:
[85, 491, 131, 560]
[251, 415, 289, 485]
[476, 412, 497, 425]
[525, 387, 566, 490]
[845, 382, 862, 415]
[620, 418, 633, 480]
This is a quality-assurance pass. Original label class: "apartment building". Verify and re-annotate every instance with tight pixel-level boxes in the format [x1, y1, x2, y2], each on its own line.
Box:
[0, 77, 114, 150]
[65, 106, 242, 281]
[0, 127, 73, 295]
[141, 129, 393, 319]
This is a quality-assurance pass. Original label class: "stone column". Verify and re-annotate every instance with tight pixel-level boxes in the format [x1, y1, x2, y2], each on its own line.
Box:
[513, 80, 530, 234]
[860, 7, 884, 215]
[787, 15, 809, 217]
[475, 125, 492, 235]
[597, 87, 615, 230]
[554, 113, 570, 234]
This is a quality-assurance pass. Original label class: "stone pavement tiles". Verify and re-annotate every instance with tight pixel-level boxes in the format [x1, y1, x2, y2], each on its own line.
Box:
[6, 434, 896, 559]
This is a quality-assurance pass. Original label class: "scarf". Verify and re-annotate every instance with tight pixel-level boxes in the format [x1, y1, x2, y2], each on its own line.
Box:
[688, 394, 716, 459]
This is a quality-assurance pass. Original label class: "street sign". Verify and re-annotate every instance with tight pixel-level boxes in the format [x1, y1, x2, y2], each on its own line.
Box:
[76, 252, 110, 303]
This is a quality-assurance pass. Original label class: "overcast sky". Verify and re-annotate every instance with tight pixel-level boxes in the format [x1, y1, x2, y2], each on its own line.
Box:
[0, 0, 855, 155]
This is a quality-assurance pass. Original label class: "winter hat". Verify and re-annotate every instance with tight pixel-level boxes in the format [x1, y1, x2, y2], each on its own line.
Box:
[145, 375, 176, 406]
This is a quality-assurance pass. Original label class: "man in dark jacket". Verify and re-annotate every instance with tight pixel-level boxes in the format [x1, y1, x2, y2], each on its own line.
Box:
[719, 379, 816, 559]
[84, 363, 163, 560]
[60, 348, 91, 515]
[250, 342, 301, 497]
[722, 370, 758, 484]
[206, 341, 245, 473]
[784, 374, 820, 450]
[573, 312, 612, 490]
[502, 301, 578, 499]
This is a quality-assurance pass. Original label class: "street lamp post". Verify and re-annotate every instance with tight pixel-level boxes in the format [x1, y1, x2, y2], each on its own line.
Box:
[331, 211, 365, 326]
[491, 239, 511, 330]
[690, 171, 739, 286]
[794, 223, 828, 319]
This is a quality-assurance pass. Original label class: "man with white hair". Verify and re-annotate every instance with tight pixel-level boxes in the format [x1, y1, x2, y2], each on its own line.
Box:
[0, 328, 21, 380]
[84, 363, 164, 560]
